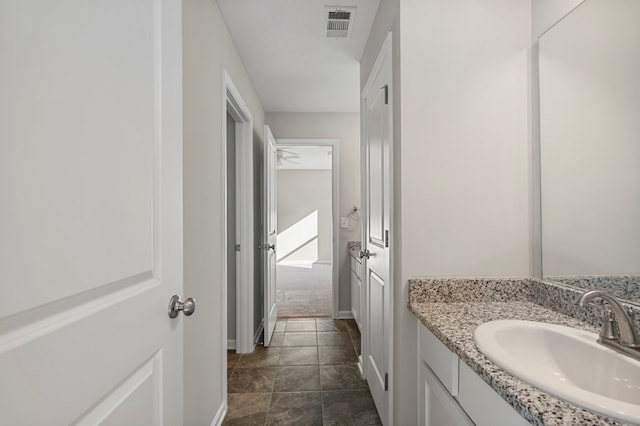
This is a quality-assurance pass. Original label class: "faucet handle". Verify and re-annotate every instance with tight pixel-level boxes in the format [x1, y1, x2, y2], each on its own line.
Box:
[600, 309, 618, 341]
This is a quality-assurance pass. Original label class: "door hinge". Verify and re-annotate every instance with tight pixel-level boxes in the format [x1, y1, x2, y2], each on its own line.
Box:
[235, 244, 241, 252]
[384, 230, 389, 248]
[381, 84, 389, 105]
[384, 372, 389, 391]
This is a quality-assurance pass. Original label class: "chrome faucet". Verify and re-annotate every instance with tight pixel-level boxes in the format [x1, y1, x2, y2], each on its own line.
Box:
[576, 290, 640, 360]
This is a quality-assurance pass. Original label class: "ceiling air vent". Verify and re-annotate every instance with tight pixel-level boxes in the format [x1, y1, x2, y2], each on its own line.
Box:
[325, 6, 356, 39]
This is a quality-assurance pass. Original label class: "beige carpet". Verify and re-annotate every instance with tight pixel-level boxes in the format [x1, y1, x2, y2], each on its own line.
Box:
[276, 263, 332, 318]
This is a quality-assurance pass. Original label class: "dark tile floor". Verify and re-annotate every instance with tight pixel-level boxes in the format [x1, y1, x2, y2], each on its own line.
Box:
[224, 318, 381, 425]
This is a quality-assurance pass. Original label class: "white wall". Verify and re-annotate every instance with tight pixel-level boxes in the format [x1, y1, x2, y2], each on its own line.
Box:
[401, 0, 531, 279]
[182, 0, 265, 423]
[265, 112, 360, 313]
[277, 170, 332, 263]
[361, 0, 532, 423]
[539, 0, 640, 276]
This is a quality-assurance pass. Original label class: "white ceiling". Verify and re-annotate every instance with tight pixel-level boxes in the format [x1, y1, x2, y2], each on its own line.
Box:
[217, 0, 381, 112]
[277, 146, 332, 170]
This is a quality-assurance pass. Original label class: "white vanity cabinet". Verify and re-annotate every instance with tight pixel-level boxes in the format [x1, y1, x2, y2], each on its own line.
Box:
[418, 322, 529, 426]
[350, 254, 362, 330]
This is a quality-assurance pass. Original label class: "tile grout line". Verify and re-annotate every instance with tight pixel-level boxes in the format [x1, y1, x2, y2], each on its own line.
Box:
[317, 318, 326, 425]
[264, 347, 280, 426]
[263, 391, 273, 426]
[225, 317, 376, 425]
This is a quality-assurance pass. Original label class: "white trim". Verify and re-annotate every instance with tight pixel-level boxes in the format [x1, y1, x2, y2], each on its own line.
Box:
[386, 30, 395, 426]
[360, 31, 394, 426]
[222, 69, 255, 359]
[210, 401, 227, 426]
[276, 260, 332, 266]
[276, 139, 340, 319]
[254, 319, 264, 344]
[337, 310, 354, 319]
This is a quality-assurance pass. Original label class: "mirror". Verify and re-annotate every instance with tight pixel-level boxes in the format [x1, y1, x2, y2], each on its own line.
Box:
[539, 0, 640, 304]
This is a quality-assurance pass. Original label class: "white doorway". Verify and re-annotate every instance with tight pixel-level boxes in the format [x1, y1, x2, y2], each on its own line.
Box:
[275, 140, 340, 319]
[223, 71, 256, 355]
[226, 110, 238, 350]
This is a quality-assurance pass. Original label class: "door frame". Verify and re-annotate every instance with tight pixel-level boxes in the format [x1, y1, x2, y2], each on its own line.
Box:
[275, 139, 340, 319]
[360, 32, 394, 425]
[222, 70, 255, 355]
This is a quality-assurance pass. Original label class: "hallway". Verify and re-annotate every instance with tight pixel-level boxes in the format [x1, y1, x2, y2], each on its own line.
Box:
[224, 318, 379, 425]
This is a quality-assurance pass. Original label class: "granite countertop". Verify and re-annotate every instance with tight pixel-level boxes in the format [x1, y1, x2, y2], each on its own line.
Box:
[408, 278, 629, 426]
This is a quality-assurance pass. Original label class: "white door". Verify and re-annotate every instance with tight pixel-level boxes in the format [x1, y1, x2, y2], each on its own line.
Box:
[0, 1, 184, 424]
[362, 34, 393, 424]
[263, 125, 279, 346]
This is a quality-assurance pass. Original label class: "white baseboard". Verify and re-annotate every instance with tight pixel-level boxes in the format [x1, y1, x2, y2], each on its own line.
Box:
[337, 310, 354, 319]
[210, 401, 227, 426]
[254, 320, 264, 344]
[227, 339, 236, 350]
[357, 355, 364, 378]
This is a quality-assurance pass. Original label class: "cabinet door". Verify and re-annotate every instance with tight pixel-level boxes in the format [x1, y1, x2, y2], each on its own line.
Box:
[420, 322, 459, 395]
[351, 268, 360, 324]
[420, 363, 473, 426]
[356, 274, 362, 330]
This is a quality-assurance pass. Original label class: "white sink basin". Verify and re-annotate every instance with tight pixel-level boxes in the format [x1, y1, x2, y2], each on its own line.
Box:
[474, 320, 640, 424]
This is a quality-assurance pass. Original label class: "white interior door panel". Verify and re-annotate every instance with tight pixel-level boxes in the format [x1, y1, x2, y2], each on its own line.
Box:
[263, 125, 278, 346]
[362, 33, 393, 425]
[0, 0, 183, 424]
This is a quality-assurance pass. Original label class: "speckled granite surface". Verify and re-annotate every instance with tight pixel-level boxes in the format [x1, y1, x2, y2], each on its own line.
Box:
[529, 279, 640, 330]
[408, 278, 639, 426]
[546, 275, 640, 304]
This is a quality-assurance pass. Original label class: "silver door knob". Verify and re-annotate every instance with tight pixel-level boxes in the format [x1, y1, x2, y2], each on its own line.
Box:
[168, 295, 196, 318]
[266, 244, 275, 251]
[359, 249, 371, 259]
